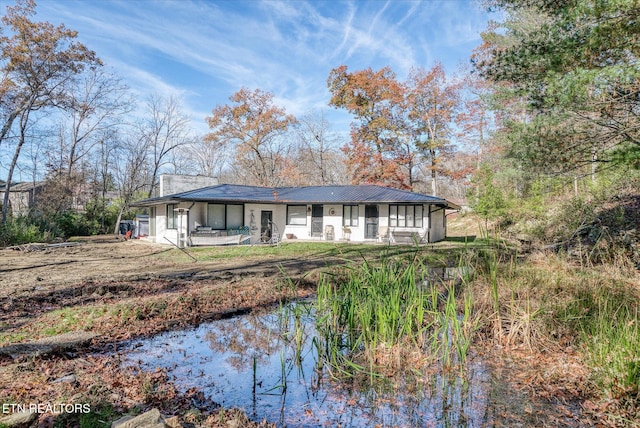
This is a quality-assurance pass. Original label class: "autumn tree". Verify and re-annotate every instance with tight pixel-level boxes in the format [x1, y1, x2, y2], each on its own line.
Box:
[405, 64, 460, 196]
[450, 65, 506, 201]
[0, 0, 100, 222]
[327, 66, 409, 189]
[205, 88, 297, 187]
[456, 72, 496, 171]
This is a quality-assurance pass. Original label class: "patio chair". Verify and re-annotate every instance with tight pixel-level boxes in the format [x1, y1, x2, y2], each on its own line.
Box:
[325, 225, 335, 241]
[270, 232, 280, 246]
[377, 226, 390, 243]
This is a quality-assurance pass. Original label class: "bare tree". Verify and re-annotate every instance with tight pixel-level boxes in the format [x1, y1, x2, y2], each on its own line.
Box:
[141, 94, 191, 198]
[36, 69, 131, 214]
[183, 133, 228, 178]
[294, 110, 346, 185]
[91, 129, 119, 232]
[0, 0, 100, 222]
[112, 134, 150, 234]
[57, 69, 131, 178]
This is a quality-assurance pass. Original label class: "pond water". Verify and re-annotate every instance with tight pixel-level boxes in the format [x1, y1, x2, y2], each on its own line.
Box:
[122, 300, 575, 427]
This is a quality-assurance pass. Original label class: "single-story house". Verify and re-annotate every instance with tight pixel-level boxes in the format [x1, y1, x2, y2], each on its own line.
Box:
[0, 181, 45, 217]
[132, 184, 460, 247]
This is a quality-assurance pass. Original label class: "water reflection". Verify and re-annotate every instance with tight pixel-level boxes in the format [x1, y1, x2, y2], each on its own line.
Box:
[123, 301, 528, 427]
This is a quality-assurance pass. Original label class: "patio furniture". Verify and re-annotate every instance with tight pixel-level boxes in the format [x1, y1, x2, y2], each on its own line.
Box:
[325, 225, 335, 241]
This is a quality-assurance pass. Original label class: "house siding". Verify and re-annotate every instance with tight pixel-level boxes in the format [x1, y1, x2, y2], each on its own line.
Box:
[135, 184, 457, 246]
[146, 201, 447, 245]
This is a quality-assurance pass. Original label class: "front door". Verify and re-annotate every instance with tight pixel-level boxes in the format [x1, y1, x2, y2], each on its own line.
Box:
[261, 211, 272, 242]
[365, 205, 378, 239]
[311, 204, 323, 238]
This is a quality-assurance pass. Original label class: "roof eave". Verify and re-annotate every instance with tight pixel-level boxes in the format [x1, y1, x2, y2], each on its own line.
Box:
[444, 201, 462, 210]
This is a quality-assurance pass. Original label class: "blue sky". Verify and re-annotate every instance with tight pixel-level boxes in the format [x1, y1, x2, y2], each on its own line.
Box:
[33, 0, 493, 135]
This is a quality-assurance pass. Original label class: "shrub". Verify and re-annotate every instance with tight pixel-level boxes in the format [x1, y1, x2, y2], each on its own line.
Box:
[0, 216, 52, 246]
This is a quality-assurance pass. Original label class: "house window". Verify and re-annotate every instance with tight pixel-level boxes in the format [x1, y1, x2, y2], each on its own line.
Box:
[389, 205, 423, 228]
[227, 204, 244, 229]
[207, 204, 226, 229]
[206, 204, 244, 230]
[287, 205, 307, 225]
[343, 205, 359, 227]
[166, 204, 177, 229]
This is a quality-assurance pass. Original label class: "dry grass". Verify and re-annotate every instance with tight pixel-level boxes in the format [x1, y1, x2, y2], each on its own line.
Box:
[468, 246, 640, 427]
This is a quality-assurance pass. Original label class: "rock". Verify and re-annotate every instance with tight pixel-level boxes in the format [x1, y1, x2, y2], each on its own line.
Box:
[0, 410, 37, 427]
[164, 416, 184, 428]
[111, 415, 135, 427]
[111, 408, 165, 428]
[51, 373, 76, 384]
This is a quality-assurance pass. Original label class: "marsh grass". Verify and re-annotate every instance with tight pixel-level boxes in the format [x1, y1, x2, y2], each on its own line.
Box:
[315, 251, 477, 380]
[277, 299, 313, 367]
[470, 246, 640, 420]
[471, 248, 548, 349]
[560, 284, 640, 400]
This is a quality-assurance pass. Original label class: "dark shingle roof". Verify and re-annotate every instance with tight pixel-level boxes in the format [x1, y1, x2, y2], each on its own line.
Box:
[133, 184, 460, 209]
[0, 181, 45, 192]
[276, 185, 446, 204]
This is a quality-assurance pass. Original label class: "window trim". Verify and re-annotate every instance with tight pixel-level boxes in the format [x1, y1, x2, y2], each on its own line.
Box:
[343, 205, 359, 227]
[286, 205, 308, 226]
[389, 204, 423, 228]
[166, 204, 178, 229]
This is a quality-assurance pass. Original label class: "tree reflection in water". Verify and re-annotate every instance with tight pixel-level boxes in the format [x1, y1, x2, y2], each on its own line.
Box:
[124, 300, 570, 427]
[205, 312, 277, 371]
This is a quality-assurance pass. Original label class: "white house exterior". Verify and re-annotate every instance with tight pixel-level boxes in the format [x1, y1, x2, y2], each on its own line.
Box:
[132, 184, 460, 247]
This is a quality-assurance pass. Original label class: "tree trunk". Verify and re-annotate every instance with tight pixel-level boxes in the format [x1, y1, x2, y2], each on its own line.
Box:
[113, 203, 126, 236]
[430, 148, 437, 196]
[1, 112, 30, 223]
[2, 140, 26, 223]
[0, 109, 20, 151]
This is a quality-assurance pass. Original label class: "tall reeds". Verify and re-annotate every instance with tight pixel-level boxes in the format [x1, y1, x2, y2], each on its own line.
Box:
[470, 246, 640, 421]
[315, 253, 476, 379]
[563, 285, 640, 401]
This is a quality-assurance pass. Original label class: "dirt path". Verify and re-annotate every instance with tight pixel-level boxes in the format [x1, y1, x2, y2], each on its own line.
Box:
[0, 237, 344, 328]
[0, 236, 322, 294]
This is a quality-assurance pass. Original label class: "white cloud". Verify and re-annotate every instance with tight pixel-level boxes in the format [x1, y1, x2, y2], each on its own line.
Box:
[33, 0, 493, 134]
